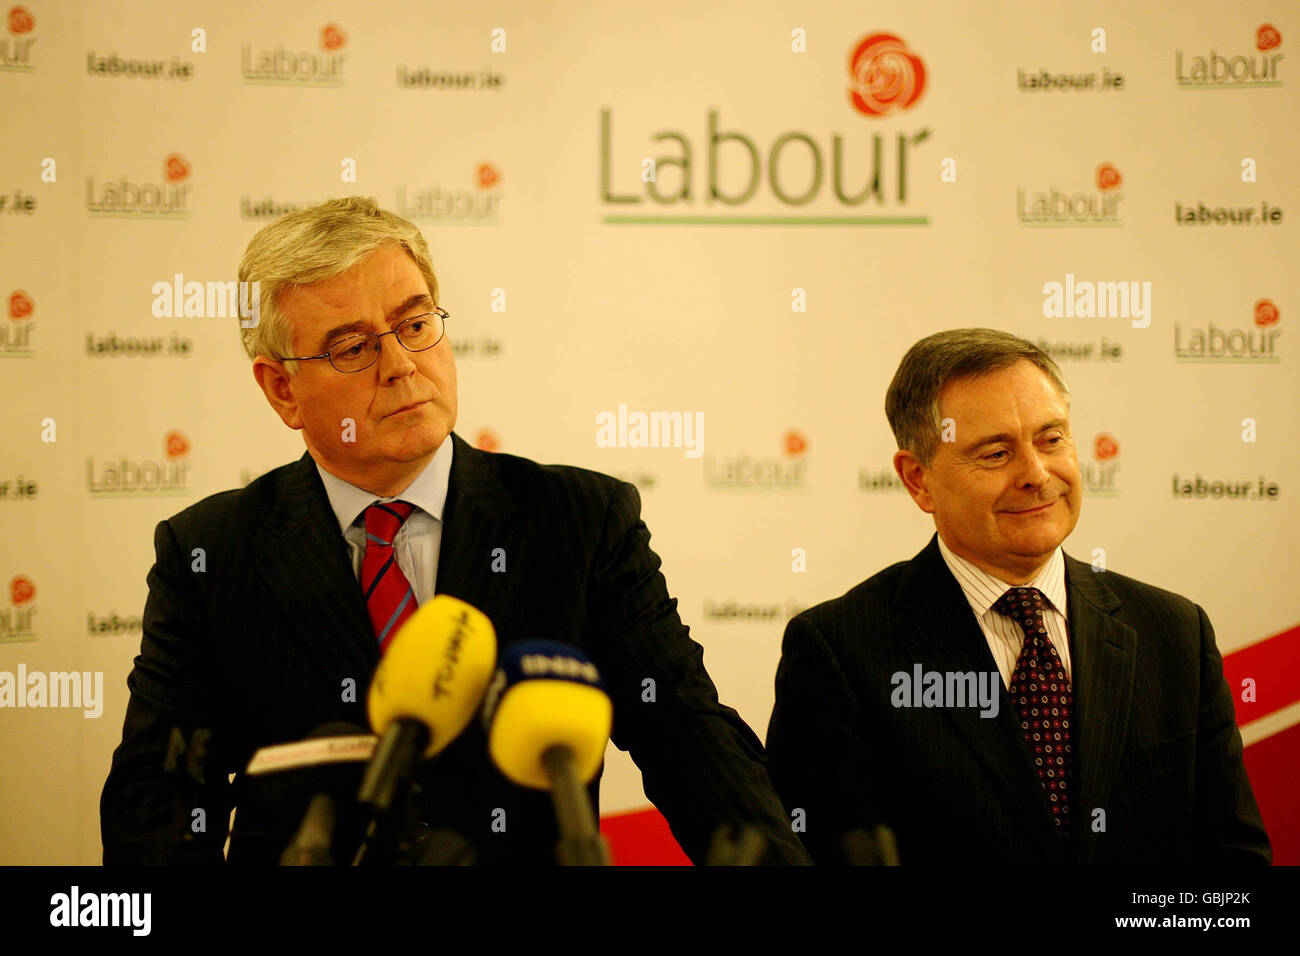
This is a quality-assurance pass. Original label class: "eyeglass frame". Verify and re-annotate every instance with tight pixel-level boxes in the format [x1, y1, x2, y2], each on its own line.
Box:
[275, 307, 450, 373]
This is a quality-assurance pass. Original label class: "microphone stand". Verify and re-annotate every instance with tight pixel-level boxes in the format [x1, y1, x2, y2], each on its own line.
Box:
[543, 745, 611, 866]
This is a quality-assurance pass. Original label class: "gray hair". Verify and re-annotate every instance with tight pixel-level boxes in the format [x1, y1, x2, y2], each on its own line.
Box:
[237, 196, 439, 373]
[885, 328, 1070, 466]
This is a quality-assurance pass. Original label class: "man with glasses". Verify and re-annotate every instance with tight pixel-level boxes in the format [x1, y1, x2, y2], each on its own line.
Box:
[101, 196, 809, 866]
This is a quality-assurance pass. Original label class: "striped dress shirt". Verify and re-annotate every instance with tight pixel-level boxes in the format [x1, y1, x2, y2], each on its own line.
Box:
[935, 533, 1072, 689]
[314, 437, 454, 606]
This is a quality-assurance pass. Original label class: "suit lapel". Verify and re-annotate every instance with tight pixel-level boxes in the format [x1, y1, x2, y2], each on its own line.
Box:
[892, 535, 1063, 849]
[250, 433, 534, 695]
[433, 432, 530, 646]
[253, 450, 380, 690]
[1064, 554, 1137, 864]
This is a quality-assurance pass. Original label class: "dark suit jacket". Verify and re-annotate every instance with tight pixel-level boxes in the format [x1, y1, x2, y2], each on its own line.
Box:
[102, 431, 809, 865]
[766, 534, 1270, 865]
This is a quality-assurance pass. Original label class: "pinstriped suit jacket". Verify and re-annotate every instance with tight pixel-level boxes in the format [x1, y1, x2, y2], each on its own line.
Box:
[766, 534, 1270, 865]
[102, 431, 810, 865]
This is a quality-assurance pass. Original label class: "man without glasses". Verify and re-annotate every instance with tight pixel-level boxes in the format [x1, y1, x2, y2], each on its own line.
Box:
[767, 327, 1270, 865]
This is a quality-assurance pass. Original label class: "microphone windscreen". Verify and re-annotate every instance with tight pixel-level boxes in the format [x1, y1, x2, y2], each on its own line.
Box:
[244, 722, 375, 805]
[235, 722, 373, 864]
[367, 594, 497, 756]
[483, 640, 612, 789]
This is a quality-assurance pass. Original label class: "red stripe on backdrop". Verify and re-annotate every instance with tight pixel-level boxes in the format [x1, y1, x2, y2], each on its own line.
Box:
[1224, 625, 1300, 865]
[599, 806, 691, 865]
[1223, 623, 1300, 725]
[1242, 721, 1300, 865]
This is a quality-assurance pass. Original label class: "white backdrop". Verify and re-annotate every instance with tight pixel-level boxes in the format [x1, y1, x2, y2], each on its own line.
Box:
[1, 0, 1296, 863]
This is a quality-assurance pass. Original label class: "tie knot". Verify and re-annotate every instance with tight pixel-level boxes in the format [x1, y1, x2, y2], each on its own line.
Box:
[993, 586, 1047, 626]
[363, 500, 415, 546]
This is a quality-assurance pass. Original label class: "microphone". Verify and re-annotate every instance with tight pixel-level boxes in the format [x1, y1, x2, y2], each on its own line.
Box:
[353, 594, 497, 865]
[482, 640, 613, 866]
[841, 824, 901, 866]
[238, 722, 376, 866]
[160, 725, 214, 862]
[282, 794, 335, 866]
[414, 828, 478, 866]
[706, 823, 767, 866]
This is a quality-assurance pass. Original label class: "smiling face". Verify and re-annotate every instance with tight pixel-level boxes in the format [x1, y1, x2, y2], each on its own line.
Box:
[893, 359, 1082, 584]
[252, 242, 457, 496]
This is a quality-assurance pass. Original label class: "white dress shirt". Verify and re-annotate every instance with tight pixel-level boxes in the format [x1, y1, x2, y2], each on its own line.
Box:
[935, 533, 1073, 689]
[314, 437, 454, 606]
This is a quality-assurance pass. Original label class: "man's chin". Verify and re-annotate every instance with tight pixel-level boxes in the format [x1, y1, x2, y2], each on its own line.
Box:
[383, 422, 448, 461]
[1004, 526, 1069, 559]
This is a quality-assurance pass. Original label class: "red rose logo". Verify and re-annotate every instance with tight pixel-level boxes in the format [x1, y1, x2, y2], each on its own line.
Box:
[477, 163, 501, 189]
[8, 5, 34, 34]
[847, 33, 926, 117]
[10, 575, 35, 606]
[476, 429, 500, 452]
[164, 430, 191, 460]
[1096, 163, 1122, 191]
[8, 290, 33, 319]
[1257, 24, 1281, 52]
[164, 154, 190, 183]
[1254, 299, 1280, 327]
[1093, 434, 1119, 461]
[784, 430, 807, 457]
[321, 23, 346, 51]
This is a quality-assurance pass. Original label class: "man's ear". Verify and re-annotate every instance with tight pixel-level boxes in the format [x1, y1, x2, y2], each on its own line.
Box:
[252, 356, 304, 430]
[893, 450, 935, 514]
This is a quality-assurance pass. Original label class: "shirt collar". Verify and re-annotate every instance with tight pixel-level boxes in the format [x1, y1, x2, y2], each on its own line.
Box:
[935, 532, 1067, 620]
[314, 436, 454, 533]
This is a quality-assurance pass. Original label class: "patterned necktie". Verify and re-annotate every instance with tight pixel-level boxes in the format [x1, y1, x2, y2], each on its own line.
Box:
[361, 500, 418, 652]
[993, 586, 1073, 837]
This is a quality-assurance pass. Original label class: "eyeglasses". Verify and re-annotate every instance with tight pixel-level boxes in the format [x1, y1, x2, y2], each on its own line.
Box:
[278, 308, 449, 373]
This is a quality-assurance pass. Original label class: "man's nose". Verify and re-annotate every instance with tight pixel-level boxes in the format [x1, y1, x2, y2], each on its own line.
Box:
[375, 334, 417, 379]
[1015, 446, 1052, 487]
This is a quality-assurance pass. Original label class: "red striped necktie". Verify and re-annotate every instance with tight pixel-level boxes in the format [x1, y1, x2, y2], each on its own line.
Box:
[361, 500, 418, 652]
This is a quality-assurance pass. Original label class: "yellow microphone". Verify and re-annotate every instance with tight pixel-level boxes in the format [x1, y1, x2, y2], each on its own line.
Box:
[482, 640, 613, 865]
[353, 595, 496, 864]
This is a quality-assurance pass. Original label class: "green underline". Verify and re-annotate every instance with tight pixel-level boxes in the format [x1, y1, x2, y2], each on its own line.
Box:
[604, 215, 930, 226]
